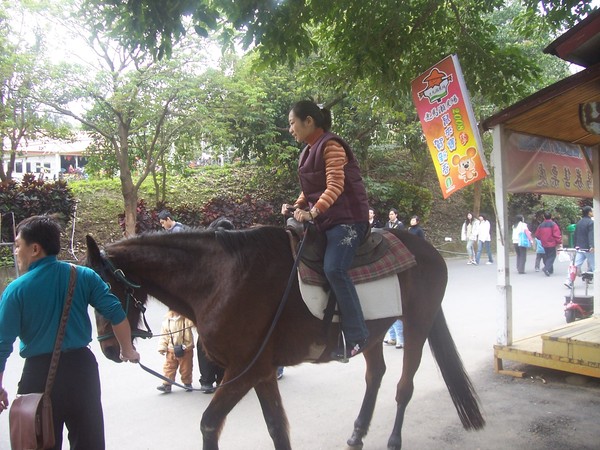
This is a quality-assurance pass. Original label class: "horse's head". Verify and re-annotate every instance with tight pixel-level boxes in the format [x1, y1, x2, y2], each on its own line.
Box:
[85, 235, 149, 363]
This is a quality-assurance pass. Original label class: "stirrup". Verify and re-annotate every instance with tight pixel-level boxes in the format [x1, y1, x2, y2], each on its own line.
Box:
[331, 332, 367, 363]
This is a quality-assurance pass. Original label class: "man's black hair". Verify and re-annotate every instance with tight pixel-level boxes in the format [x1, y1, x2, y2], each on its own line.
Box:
[158, 210, 172, 221]
[16, 215, 62, 255]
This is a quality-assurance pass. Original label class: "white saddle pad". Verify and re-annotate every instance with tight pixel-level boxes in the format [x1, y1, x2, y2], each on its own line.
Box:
[298, 273, 402, 321]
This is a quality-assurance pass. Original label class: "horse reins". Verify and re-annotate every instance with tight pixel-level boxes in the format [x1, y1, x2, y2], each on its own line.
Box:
[96, 226, 309, 391]
[96, 251, 153, 342]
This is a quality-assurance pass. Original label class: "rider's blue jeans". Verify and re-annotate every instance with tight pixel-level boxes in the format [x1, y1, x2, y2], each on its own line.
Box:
[323, 222, 369, 343]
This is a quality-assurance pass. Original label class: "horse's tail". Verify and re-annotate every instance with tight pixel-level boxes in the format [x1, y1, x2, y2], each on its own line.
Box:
[428, 309, 486, 430]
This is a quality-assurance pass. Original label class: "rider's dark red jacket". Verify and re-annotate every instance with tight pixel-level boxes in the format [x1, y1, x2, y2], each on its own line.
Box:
[295, 130, 369, 232]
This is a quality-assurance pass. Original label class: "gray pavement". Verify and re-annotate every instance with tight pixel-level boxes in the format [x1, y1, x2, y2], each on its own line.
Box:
[1, 253, 599, 449]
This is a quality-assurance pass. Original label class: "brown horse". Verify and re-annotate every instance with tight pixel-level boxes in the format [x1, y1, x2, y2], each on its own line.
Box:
[85, 226, 484, 450]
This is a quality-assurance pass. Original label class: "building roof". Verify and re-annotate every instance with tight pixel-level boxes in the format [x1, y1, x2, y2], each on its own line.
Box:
[6, 133, 92, 157]
[543, 8, 600, 68]
[482, 62, 600, 146]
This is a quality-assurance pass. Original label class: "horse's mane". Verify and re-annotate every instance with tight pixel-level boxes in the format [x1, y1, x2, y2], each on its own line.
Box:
[106, 226, 289, 269]
[215, 226, 286, 257]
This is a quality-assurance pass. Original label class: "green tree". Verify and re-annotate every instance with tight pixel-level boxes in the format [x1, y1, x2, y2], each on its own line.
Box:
[31, 3, 218, 235]
[0, 3, 72, 182]
[80, 0, 594, 108]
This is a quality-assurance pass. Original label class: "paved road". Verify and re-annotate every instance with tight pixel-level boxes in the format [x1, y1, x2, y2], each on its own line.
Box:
[1, 254, 599, 449]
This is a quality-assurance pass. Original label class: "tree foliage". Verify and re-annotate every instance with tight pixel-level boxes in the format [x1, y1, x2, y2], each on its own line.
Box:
[0, 3, 73, 182]
[80, 0, 596, 107]
[28, 2, 222, 235]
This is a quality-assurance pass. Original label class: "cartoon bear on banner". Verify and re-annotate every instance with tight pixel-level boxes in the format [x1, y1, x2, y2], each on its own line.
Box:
[451, 147, 479, 182]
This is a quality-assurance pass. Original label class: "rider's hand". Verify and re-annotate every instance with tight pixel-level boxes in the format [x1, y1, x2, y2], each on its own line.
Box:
[293, 209, 312, 223]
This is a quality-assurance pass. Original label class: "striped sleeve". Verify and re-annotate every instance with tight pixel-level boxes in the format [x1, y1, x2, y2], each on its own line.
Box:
[314, 140, 347, 213]
[294, 192, 307, 209]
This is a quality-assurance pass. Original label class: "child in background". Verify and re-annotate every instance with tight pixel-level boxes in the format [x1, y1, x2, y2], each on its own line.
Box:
[157, 310, 195, 393]
[534, 238, 545, 272]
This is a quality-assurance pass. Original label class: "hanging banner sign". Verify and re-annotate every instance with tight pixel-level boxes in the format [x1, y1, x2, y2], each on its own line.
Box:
[505, 131, 593, 198]
[411, 54, 488, 199]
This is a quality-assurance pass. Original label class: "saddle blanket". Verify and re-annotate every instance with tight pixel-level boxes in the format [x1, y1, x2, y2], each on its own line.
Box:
[298, 272, 402, 321]
[298, 230, 416, 286]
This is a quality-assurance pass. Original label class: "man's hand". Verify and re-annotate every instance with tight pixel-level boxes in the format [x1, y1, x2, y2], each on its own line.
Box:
[120, 349, 141, 363]
[0, 387, 9, 413]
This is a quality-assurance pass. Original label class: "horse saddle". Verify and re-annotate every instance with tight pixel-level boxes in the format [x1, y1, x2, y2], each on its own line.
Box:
[286, 219, 416, 286]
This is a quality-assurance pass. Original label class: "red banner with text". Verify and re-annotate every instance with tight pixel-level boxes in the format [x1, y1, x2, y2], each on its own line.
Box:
[411, 55, 488, 198]
[505, 132, 593, 198]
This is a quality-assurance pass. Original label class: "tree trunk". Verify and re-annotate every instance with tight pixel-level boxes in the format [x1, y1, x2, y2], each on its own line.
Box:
[121, 176, 138, 237]
[117, 123, 138, 237]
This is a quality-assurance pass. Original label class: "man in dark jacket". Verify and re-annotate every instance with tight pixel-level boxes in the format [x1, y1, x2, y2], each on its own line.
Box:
[534, 212, 562, 276]
[565, 206, 594, 288]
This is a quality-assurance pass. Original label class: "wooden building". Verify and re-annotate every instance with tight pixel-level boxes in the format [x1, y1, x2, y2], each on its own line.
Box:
[483, 9, 600, 378]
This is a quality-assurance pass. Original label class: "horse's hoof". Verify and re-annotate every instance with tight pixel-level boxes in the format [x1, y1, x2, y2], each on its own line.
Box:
[387, 437, 401, 450]
[347, 430, 364, 449]
[346, 441, 363, 450]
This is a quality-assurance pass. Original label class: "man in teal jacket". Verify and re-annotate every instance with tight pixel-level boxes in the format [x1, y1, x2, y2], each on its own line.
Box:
[0, 215, 140, 450]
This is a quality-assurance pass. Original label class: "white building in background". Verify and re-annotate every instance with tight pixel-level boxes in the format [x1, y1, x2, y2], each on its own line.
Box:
[2, 133, 91, 181]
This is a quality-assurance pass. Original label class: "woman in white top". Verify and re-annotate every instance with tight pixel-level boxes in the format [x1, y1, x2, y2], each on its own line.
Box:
[511, 214, 534, 274]
[461, 212, 479, 264]
[476, 214, 493, 264]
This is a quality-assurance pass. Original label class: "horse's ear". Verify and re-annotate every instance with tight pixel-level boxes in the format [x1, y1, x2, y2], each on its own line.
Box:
[86, 235, 102, 263]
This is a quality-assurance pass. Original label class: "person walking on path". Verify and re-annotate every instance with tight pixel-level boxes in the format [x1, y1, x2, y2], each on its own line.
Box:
[534, 212, 562, 276]
[388, 214, 428, 349]
[534, 238, 545, 272]
[408, 215, 425, 239]
[564, 206, 595, 288]
[476, 214, 493, 264]
[196, 217, 231, 393]
[369, 208, 383, 229]
[0, 215, 140, 450]
[512, 215, 534, 274]
[156, 310, 195, 393]
[384, 208, 404, 230]
[384, 319, 404, 349]
[461, 212, 479, 265]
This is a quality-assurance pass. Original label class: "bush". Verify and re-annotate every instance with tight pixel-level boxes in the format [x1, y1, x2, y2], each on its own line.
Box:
[540, 195, 584, 232]
[200, 195, 278, 228]
[365, 178, 433, 224]
[117, 199, 159, 234]
[0, 174, 76, 242]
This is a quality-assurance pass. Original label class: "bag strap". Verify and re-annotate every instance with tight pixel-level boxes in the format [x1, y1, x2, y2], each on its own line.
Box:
[44, 264, 78, 396]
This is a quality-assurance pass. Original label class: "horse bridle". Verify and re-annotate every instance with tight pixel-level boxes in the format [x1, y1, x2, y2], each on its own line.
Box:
[96, 250, 154, 342]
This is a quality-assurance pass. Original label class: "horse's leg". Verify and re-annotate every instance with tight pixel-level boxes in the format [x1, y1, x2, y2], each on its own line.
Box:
[347, 340, 387, 449]
[387, 320, 427, 450]
[200, 378, 254, 450]
[254, 374, 291, 450]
